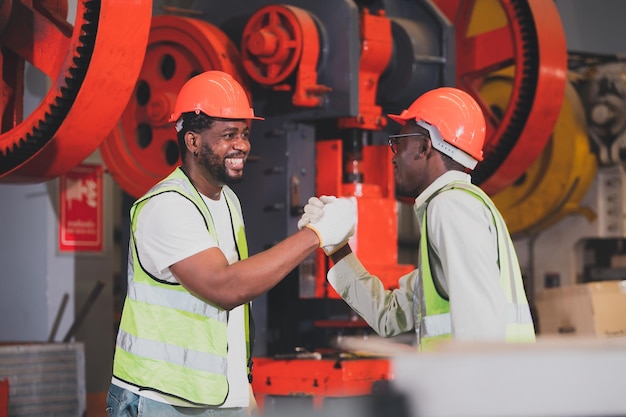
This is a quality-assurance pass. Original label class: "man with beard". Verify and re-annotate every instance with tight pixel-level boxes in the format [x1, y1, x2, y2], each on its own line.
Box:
[300, 87, 535, 350]
[107, 71, 355, 417]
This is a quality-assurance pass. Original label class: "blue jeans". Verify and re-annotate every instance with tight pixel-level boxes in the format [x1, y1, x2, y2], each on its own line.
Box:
[106, 384, 247, 417]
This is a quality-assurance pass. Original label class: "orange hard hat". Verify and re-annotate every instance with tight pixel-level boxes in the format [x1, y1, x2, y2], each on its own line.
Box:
[388, 87, 485, 169]
[169, 70, 264, 122]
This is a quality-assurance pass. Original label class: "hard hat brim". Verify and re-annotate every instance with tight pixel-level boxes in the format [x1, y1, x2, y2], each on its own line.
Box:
[387, 113, 409, 125]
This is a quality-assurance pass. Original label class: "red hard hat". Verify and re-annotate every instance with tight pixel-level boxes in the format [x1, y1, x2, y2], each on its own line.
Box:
[169, 70, 264, 122]
[388, 87, 485, 166]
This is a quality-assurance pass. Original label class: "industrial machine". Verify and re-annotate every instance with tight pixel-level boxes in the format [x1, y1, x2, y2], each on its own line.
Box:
[0, 0, 152, 181]
[517, 53, 626, 298]
[6, 0, 625, 415]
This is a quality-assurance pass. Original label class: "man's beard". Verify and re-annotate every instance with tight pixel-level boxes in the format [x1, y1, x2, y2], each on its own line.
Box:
[198, 143, 244, 185]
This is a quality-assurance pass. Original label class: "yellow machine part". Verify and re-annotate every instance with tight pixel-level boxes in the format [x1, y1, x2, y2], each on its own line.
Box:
[489, 76, 598, 237]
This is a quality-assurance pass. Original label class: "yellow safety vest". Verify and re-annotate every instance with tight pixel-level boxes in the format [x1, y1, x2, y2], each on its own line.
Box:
[416, 181, 536, 351]
[113, 167, 252, 405]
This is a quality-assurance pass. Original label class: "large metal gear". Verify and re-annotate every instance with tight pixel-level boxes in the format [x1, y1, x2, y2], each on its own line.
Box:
[0, 0, 152, 182]
[432, 0, 568, 195]
[99, 14, 249, 198]
[487, 75, 597, 237]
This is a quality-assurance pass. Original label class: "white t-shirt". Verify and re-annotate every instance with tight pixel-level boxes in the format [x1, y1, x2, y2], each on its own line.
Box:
[113, 191, 249, 407]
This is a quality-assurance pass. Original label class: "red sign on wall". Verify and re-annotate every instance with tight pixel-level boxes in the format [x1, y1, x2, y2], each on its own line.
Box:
[59, 164, 103, 252]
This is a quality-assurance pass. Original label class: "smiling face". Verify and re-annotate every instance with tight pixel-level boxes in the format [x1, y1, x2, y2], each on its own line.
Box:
[196, 119, 250, 186]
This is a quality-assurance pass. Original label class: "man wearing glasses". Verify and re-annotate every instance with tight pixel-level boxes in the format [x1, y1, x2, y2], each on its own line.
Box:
[301, 87, 536, 350]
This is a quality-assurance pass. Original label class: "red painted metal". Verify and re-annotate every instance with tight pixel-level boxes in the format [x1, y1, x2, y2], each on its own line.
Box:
[315, 140, 414, 298]
[0, 378, 6, 417]
[431, 0, 567, 195]
[338, 8, 392, 131]
[0, 0, 152, 181]
[100, 15, 247, 198]
[251, 356, 391, 412]
[241, 4, 330, 107]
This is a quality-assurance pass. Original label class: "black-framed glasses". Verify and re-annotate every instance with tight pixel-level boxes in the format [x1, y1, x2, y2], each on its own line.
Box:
[388, 133, 429, 154]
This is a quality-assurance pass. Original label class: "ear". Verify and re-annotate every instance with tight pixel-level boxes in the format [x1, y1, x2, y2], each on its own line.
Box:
[421, 136, 434, 158]
[184, 131, 198, 155]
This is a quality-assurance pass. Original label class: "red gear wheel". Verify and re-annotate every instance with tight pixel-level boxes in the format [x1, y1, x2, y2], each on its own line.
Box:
[0, 0, 152, 181]
[432, 0, 568, 195]
[241, 4, 310, 86]
[99, 15, 249, 198]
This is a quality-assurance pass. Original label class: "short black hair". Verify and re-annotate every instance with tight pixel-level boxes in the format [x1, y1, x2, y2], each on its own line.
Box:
[176, 112, 216, 160]
[440, 152, 466, 171]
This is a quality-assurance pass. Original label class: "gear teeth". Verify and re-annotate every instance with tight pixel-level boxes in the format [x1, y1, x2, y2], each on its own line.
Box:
[0, 0, 100, 174]
[473, 0, 540, 186]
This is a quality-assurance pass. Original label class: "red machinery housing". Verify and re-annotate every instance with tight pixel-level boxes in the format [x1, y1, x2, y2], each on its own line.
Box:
[252, 356, 391, 413]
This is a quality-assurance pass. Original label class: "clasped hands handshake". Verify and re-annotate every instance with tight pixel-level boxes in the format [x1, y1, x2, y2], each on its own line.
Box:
[298, 195, 356, 255]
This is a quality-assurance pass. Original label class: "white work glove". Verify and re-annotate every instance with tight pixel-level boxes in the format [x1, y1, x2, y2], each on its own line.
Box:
[302, 195, 356, 255]
[297, 196, 324, 230]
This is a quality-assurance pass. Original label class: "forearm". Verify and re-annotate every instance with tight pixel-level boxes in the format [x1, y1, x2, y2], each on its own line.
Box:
[172, 227, 319, 310]
[230, 228, 319, 302]
[328, 253, 416, 337]
[217, 228, 319, 309]
[173, 194, 356, 310]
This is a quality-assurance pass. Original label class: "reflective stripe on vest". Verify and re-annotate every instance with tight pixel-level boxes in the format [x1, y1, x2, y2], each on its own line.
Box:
[417, 181, 536, 350]
[422, 304, 534, 339]
[113, 167, 250, 405]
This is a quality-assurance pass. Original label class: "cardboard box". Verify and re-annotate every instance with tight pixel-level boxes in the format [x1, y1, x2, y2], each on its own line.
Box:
[535, 280, 626, 338]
